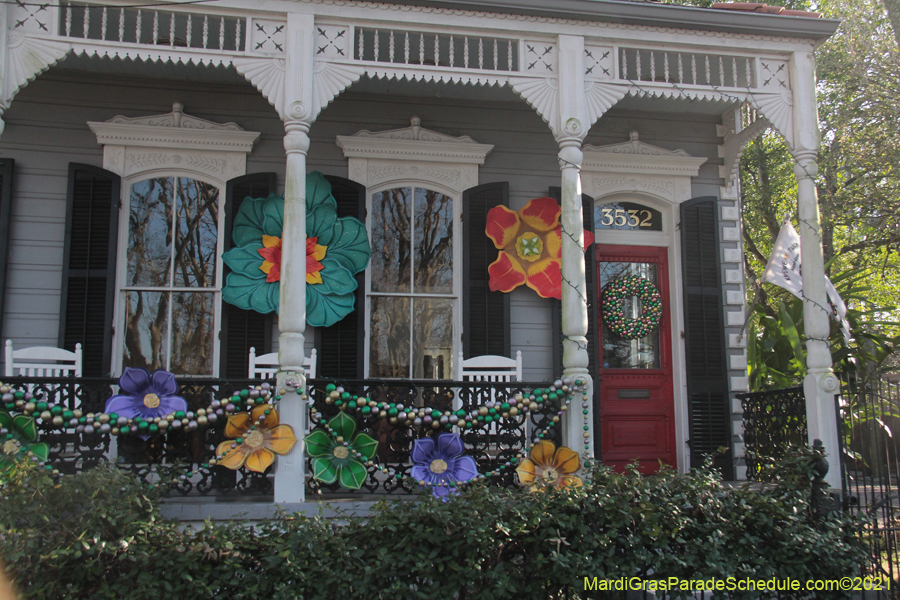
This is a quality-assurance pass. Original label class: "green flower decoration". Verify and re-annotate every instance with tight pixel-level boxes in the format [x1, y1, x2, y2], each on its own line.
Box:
[0, 412, 48, 469]
[304, 412, 378, 490]
[221, 171, 371, 327]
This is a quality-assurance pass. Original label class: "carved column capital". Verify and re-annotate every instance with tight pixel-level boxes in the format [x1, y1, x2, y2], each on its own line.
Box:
[791, 150, 818, 180]
[283, 119, 310, 155]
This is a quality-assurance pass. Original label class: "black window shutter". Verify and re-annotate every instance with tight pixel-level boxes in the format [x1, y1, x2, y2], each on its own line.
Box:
[59, 164, 120, 377]
[0, 160, 14, 340]
[548, 188, 596, 380]
[315, 175, 366, 380]
[220, 173, 278, 379]
[681, 197, 733, 479]
[462, 182, 510, 359]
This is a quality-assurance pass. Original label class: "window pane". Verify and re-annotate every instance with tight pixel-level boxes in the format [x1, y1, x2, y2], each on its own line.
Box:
[599, 261, 661, 369]
[122, 291, 169, 371]
[369, 296, 410, 377]
[370, 188, 411, 293]
[174, 178, 219, 288]
[414, 188, 453, 294]
[128, 178, 173, 287]
[170, 291, 215, 375]
[412, 298, 453, 379]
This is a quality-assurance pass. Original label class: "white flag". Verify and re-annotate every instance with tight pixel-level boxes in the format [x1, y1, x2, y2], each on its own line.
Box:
[761, 222, 852, 345]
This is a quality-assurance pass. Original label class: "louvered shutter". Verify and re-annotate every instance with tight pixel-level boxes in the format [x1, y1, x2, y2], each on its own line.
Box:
[681, 197, 733, 478]
[220, 173, 278, 379]
[0, 160, 13, 339]
[59, 164, 120, 377]
[315, 176, 366, 379]
[462, 182, 510, 359]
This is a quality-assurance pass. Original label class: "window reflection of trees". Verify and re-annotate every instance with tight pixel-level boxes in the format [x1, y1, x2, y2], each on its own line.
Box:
[369, 186, 455, 379]
[123, 177, 219, 376]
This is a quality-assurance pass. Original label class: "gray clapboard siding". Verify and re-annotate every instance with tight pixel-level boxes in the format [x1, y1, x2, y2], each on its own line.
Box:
[0, 64, 732, 385]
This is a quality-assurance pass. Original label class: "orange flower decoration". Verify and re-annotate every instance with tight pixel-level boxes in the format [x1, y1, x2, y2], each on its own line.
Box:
[485, 197, 594, 299]
[215, 404, 298, 473]
[516, 440, 583, 490]
[256, 235, 328, 285]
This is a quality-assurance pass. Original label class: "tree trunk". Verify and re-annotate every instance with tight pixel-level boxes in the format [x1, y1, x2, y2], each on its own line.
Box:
[884, 0, 900, 48]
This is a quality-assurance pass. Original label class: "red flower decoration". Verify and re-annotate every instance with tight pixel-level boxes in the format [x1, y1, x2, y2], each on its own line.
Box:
[256, 235, 328, 285]
[257, 235, 282, 283]
[485, 197, 594, 299]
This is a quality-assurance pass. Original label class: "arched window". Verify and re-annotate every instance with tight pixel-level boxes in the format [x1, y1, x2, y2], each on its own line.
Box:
[121, 176, 221, 374]
[367, 185, 455, 378]
[89, 103, 260, 376]
[337, 117, 493, 379]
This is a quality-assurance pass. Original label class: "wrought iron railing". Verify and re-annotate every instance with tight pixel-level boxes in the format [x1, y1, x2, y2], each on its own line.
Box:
[738, 385, 806, 481]
[2, 375, 562, 499]
[305, 378, 556, 497]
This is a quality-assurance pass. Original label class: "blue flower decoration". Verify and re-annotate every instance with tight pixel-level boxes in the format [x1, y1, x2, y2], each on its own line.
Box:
[411, 433, 478, 498]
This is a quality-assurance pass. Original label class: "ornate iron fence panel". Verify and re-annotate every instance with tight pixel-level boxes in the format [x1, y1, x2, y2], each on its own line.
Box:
[737, 385, 806, 481]
[839, 373, 900, 596]
[3, 375, 273, 497]
[305, 378, 560, 497]
[3, 376, 114, 474]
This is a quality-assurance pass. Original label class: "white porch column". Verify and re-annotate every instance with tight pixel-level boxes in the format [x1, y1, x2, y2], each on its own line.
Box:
[556, 35, 593, 457]
[274, 13, 316, 504]
[791, 50, 841, 489]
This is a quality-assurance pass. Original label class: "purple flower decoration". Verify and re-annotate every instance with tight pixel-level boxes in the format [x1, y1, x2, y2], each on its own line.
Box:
[411, 433, 478, 498]
[105, 367, 188, 422]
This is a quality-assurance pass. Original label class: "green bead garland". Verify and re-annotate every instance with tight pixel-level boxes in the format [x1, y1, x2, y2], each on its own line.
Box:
[601, 276, 663, 340]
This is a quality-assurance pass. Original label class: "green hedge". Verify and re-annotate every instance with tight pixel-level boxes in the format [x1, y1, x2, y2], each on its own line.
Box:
[0, 456, 867, 600]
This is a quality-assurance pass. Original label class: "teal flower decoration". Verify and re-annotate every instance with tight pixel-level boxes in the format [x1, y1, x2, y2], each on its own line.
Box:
[221, 172, 371, 327]
[304, 412, 378, 490]
[0, 412, 48, 470]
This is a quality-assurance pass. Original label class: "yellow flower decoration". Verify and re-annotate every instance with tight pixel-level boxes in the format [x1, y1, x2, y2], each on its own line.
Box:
[516, 440, 582, 490]
[215, 404, 297, 473]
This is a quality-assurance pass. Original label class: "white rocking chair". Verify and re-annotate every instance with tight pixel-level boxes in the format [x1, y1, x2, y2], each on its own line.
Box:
[455, 351, 522, 383]
[248, 347, 317, 380]
[5, 340, 83, 378]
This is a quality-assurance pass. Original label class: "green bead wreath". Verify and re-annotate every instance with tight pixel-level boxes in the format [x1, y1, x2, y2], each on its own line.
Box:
[601, 276, 662, 340]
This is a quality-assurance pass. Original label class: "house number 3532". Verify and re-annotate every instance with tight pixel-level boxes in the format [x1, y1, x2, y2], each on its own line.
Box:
[594, 202, 662, 231]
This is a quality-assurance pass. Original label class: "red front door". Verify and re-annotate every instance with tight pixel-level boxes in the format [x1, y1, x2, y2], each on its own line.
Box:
[595, 244, 676, 473]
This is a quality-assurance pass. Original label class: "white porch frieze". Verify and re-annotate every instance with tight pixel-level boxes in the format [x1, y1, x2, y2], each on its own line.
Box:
[233, 57, 287, 118]
[749, 90, 794, 150]
[718, 104, 771, 194]
[0, 31, 70, 131]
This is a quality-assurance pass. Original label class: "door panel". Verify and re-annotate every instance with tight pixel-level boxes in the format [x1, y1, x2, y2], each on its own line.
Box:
[596, 244, 675, 473]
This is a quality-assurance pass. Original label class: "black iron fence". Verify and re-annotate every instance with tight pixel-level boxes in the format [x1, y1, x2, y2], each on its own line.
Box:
[2, 375, 559, 499]
[737, 385, 806, 481]
[305, 378, 557, 497]
[840, 374, 900, 594]
[739, 374, 900, 598]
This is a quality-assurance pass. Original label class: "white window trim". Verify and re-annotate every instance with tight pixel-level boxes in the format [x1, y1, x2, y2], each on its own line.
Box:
[336, 117, 493, 379]
[88, 103, 260, 377]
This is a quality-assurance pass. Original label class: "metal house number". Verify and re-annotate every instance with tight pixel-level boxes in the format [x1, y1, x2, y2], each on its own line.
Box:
[594, 202, 662, 231]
